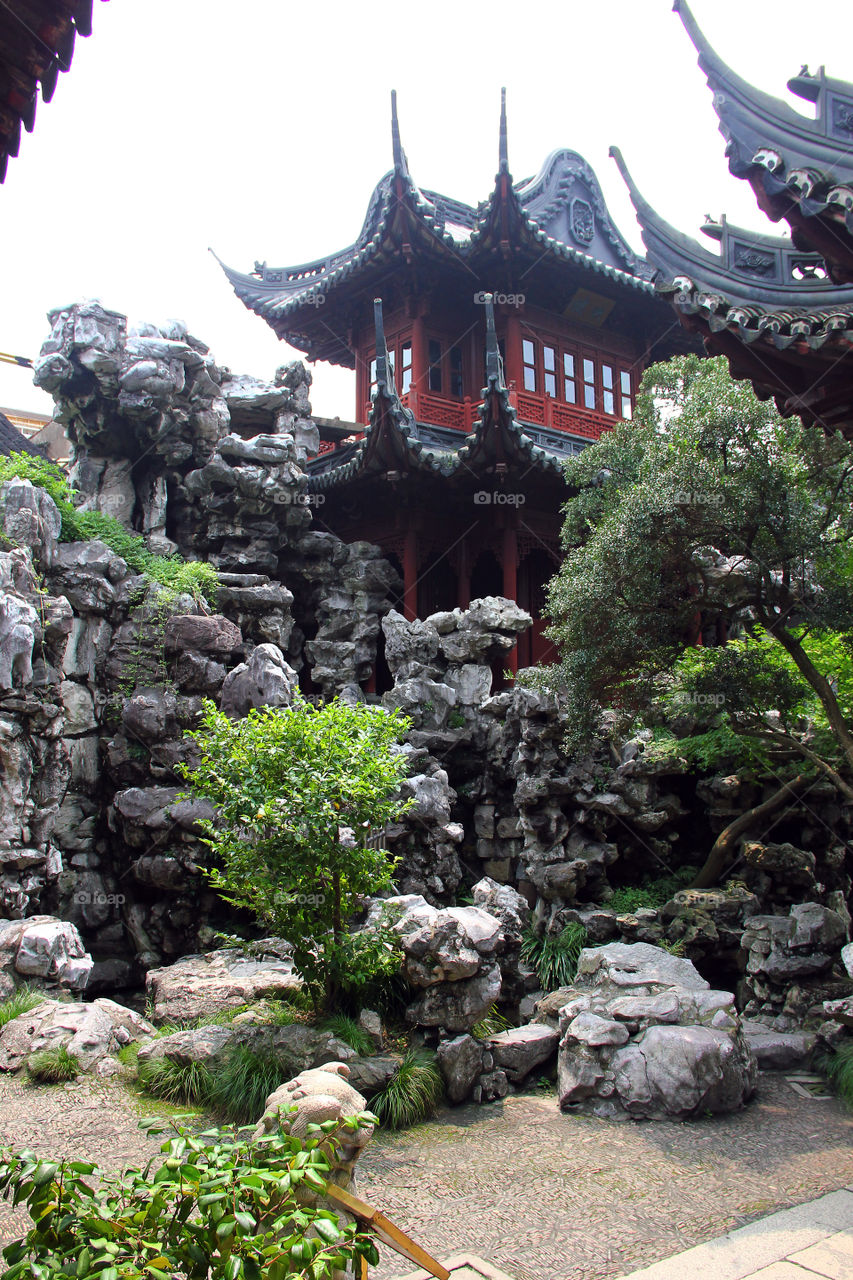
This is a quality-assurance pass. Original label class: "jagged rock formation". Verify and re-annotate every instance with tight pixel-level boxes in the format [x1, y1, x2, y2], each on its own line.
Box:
[0, 300, 846, 1111]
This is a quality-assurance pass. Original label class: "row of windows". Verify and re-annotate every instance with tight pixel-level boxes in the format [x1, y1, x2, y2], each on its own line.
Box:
[370, 339, 464, 399]
[521, 338, 633, 418]
[369, 335, 634, 418]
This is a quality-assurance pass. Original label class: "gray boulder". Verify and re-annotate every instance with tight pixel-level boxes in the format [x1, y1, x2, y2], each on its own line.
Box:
[0, 916, 93, 998]
[489, 1023, 559, 1083]
[436, 1033, 485, 1103]
[555, 942, 755, 1119]
[220, 643, 297, 718]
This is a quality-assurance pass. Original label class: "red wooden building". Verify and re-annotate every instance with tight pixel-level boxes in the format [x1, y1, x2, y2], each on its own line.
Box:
[218, 94, 692, 671]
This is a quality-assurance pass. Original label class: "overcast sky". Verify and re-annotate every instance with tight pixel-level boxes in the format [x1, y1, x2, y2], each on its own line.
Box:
[0, 0, 847, 422]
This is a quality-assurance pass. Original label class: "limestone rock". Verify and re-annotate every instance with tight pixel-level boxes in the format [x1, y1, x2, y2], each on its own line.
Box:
[220, 643, 297, 718]
[437, 1034, 485, 1103]
[145, 945, 302, 1023]
[0, 996, 153, 1072]
[489, 1023, 559, 1083]
[555, 942, 755, 1119]
[0, 916, 93, 997]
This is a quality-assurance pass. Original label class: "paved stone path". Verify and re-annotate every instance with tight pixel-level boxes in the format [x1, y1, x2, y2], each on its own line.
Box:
[357, 1077, 853, 1280]
[617, 1186, 853, 1280]
[0, 1072, 850, 1279]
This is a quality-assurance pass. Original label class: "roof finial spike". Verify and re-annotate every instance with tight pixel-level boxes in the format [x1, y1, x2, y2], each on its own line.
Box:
[484, 294, 502, 384]
[499, 86, 509, 174]
[373, 297, 392, 390]
[390, 89, 409, 178]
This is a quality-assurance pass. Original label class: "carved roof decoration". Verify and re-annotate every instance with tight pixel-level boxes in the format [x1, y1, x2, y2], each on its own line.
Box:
[306, 297, 568, 494]
[674, 0, 853, 283]
[0, 1, 104, 184]
[216, 90, 658, 367]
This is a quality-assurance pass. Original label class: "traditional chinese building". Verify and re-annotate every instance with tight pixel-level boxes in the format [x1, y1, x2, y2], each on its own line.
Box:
[218, 94, 692, 670]
[612, 0, 853, 436]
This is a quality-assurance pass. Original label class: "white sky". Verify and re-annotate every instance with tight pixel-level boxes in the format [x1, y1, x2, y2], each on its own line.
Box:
[0, 0, 848, 422]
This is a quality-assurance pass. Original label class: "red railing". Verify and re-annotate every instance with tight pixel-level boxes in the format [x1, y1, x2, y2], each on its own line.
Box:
[342, 389, 615, 447]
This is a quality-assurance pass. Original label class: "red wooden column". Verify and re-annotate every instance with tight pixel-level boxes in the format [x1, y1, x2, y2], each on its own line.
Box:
[403, 526, 418, 621]
[502, 520, 519, 676]
[410, 314, 427, 417]
[504, 314, 523, 398]
[458, 538, 471, 610]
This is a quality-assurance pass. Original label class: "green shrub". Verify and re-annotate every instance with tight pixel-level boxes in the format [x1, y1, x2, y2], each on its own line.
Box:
[368, 1049, 443, 1130]
[0, 1117, 380, 1279]
[604, 868, 695, 915]
[321, 1014, 374, 1057]
[0, 986, 45, 1031]
[137, 1055, 213, 1108]
[817, 1042, 853, 1110]
[521, 921, 588, 991]
[26, 1047, 79, 1084]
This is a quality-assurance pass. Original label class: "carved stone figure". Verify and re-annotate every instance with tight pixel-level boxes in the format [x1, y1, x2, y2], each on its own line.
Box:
[253, 1061, 374, 1189]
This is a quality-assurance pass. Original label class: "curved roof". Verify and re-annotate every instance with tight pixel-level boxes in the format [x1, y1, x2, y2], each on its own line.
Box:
[217, 91, 660, 366]
[306, 297, 574, 494]
[674, 0, 853, 281]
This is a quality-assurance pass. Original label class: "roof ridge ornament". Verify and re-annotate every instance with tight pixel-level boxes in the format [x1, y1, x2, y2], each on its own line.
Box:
[373, 297, 394, 393]
[484, 294, 502, 384]
[499, 87, 509, 176]
[390, 90, 409, 179]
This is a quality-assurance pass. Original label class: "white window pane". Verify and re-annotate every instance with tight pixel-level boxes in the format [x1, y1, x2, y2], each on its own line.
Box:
[620, 370, 631, 394]
[524, 366, 536, 391]
[603, 390, 615, 414]
[402, 368, 412, 393]
[565, 379, 577, 403]
[523, 339, 535, 365]
[602, 364, 613, 389]
[543, 345, 556, 372]
[584, 385, 596, 409]
[545, 372, 556, 397]
[583, 358, 595, 383]
[622, 397, 633, 419]
[563, 353, 575, 377]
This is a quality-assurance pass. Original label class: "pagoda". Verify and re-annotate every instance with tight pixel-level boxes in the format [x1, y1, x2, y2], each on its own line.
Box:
[218, 94, 692, 672]
[612, 0, 853, 436]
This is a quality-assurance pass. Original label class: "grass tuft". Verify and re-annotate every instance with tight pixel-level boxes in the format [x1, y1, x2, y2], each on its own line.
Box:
[521, 921, 588, 992]
[472, 1004, 514, 1039]
[26, 1046, 80, 1084]
[816, 1042, 853, 1110]
[0, 985, 45, 1030]
[137, 1056, 213, 1107]
[206, 1047, 292, 1125]
[321, 1014, 374, 1057]
[368, 1049, 443, 1130]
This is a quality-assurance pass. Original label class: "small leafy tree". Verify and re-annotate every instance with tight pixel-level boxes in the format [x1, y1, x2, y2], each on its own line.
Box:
[182, 696, 412, 1011]
[0, 1116, 380, 1279]
[543, 354, 853, 884]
